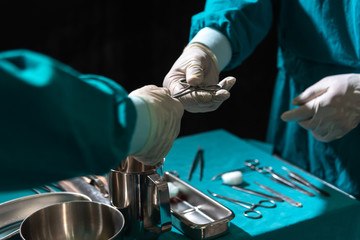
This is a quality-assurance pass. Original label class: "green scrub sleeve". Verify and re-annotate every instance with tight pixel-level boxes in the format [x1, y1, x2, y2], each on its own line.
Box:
[190, 0, 274, 70]
[0, 49, 136, 190]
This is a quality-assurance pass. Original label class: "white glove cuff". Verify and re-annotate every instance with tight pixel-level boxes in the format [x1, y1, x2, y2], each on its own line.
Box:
[189, 27, 232, 71]
[184, 42, 221, 73]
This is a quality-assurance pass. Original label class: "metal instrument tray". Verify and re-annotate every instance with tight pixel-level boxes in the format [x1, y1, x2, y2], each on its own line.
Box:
[164, 171, 235, 240]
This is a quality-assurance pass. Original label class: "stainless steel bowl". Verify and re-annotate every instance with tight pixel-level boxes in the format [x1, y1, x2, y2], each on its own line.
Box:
[20, 201, 125, 240]
[0, 192, 91, 240]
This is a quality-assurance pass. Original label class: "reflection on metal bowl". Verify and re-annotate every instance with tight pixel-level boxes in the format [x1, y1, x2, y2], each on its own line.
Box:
[20, 201, 125, 240]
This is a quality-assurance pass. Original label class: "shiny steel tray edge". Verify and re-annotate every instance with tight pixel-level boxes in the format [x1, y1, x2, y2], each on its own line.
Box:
[164, 171, 235, 240]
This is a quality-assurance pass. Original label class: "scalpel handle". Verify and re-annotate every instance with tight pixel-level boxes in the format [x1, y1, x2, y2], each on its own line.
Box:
[254, 181, 303, 208]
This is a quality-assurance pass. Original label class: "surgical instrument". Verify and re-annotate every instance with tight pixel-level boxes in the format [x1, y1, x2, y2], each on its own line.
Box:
[254, 181, 303, 208]
[207, 190, 276, 219]
[171, 79, 222, 98]
[32, 185, 56, 194]
[282, 166, 330, 197]
[230, 185, 284, 202]
[188, 146, 204, 181]
[86, 175, 109, 198]
[245, 159, 315, 197]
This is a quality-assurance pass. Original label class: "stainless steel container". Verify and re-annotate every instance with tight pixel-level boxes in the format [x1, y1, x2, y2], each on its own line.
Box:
[20, 201, 124, 240]
[109, 157, 172, 240]
[0, 192, 91, 240]
[164, 171, 235, 239]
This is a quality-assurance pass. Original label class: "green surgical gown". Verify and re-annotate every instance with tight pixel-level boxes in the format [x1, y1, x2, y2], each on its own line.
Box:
[190, 0, 360, 198]
[0, 50, 136, 190]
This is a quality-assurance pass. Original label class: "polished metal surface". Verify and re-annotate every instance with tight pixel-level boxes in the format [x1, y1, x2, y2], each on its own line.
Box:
[164, 171, 234, 239]
[207, 190, 276, 219]
[20, 201, 124, 240]
[245, 159, 316, 197]
[116, 156, 165, 174]
[57, 176, 109, 204]
[254, 181, 303, 208]
[171, 79, 222, 98]
[109, 157, 171, 240]
[0, 192, 91, 240]
[282, 166, 331, 197]
[231, 185, 284, 202]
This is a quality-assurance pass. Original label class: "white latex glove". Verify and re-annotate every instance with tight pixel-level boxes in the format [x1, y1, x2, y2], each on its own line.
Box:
[281, 74, 360, 142]
[163, 43, 236, 113]
[129, 85, 184, 165]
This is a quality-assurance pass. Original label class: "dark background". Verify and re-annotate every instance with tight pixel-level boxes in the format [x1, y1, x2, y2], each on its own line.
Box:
[0, 1, 278, 141]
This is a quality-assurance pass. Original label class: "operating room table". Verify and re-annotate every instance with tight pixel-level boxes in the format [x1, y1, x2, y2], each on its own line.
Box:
[159, 129, 360, 240]
[1, 129, 360, 239]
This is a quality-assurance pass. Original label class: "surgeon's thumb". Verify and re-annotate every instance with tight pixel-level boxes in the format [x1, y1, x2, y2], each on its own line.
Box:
[185, 60, 204, 85]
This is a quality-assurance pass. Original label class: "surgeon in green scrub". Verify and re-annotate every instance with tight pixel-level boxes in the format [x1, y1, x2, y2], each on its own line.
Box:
[164, 0, 360, 198]
[0, 49, 183, 190]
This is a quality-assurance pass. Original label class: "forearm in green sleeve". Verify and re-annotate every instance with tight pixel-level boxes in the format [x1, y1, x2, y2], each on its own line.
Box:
[0, 49, 137, 190]
[190, 0, 274, 70]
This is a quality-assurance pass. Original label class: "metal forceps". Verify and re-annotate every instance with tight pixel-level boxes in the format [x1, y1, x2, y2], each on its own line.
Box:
[171, 79, 222, 98]
[188, 146, 204, 181]
[207, 190, 276, 219]
[245, 159, 315, 197]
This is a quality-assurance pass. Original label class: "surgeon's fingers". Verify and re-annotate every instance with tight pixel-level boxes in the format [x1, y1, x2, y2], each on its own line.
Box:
[186, 60, 204, 85]
[292, 81, 329, 105]
[219, 76, 236, 91]
[211, 77, 236, 102]
[281, 103, 315, 122]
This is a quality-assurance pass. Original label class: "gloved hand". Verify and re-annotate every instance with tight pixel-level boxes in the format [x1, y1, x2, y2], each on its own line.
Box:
[163, 43, 236, 113]
[129, 85, 184, 165]
[281, 74, 360, 142]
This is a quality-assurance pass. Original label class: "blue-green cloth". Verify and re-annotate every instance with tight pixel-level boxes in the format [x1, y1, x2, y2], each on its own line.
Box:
[190, 0, 360, 198]
[1, 130, 360, 239]
[159, 130, 360, 239]
[0, 49, 136, 190]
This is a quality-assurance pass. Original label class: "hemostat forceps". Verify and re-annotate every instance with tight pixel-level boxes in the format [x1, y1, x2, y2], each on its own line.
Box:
[171, 79, 222, 98]
[188, 146, 204, 181]
[207, 190, 276, 219]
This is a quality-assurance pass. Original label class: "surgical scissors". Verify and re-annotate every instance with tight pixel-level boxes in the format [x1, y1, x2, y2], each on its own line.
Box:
[171, 79, 222, 98]
[207, 190, 276, 219]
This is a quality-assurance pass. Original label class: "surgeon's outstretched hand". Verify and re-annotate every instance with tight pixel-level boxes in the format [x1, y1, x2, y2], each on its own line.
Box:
[281, 74, 360, 142]
[163, 43, 236, 113]
[129, 85, 184, 165]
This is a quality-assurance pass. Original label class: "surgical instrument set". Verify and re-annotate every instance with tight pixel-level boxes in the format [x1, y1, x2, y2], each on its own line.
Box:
[254, 181, 303, 208]
[245, 159, 315, 197]
[282, 166, 330, 197]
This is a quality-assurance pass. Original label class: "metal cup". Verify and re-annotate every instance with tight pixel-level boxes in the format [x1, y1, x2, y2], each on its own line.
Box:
[109, 157, 172, 240]
[20, 201, 125, 240]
